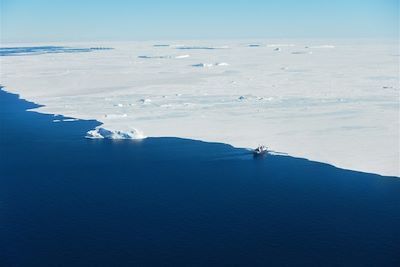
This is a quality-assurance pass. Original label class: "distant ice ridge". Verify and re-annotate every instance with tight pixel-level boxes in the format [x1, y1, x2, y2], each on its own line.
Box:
[153, 44, 170, 47]
[267, 44, 295, 47]
[292, 51, 313, 55]
[192, 62, 229, 67]
[138, 54, 190, 59]
[175, 55, 190, 59]
[139, 98, 152, 104]
[306, 45, 335, 48]
[86, 127, 145, 140]
[176, 46, 229, 50]
[138, 55, 169, 59]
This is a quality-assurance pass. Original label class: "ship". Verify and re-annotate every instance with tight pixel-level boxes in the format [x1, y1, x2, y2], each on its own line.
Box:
[253, 145, 268, 155]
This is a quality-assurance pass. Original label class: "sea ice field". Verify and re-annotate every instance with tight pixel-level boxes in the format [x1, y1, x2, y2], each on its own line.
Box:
[0, 39, 399, 176]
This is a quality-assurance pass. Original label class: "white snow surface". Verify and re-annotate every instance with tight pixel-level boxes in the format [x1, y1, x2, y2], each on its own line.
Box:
[1, 39, 399, 176]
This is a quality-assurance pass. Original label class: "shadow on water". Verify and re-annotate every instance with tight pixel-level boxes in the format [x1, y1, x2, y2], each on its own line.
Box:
[0, 89, 399, 266]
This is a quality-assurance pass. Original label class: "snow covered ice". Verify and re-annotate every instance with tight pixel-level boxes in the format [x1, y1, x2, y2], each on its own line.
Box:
[1, 39, 399, 176]
[86, 127, 145, 139]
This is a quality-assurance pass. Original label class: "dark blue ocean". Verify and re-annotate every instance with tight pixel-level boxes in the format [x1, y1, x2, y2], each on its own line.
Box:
[1, 89, 399, 267]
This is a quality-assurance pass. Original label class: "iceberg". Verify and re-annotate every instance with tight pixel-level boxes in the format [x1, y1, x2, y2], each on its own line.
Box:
[86, 127, 145, 140]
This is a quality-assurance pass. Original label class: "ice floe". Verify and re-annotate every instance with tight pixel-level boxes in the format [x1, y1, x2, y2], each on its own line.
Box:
[53, 118, 79, 123]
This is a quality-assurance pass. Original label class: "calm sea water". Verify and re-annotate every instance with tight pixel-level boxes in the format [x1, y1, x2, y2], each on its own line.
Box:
[1, 89, 399, 267]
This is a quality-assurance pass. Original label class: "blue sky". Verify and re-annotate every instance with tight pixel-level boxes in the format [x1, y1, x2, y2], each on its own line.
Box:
[1, 0, 398, 42]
